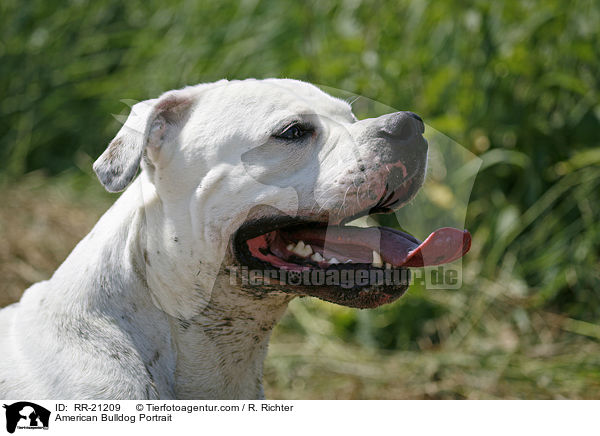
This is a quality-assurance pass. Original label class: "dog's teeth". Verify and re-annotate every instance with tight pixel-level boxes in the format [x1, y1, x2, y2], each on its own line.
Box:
[329, 258, 340, 264]
[311, 252, 324, 262]
[344, 259, 353, 263]
[385, 263, 392, 269]
[291, 240, 313, 257]
[286, 243, 296, 252]
[372, 250, 383, 268]
[291, 241, 305, 256]
[291, 247, 304, 256]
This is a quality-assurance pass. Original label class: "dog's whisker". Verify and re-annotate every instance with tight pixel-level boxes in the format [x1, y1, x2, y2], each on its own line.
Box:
[314, 185, 339, 207]
[337, 185, 353, 216]
[347, 96, 360, 107]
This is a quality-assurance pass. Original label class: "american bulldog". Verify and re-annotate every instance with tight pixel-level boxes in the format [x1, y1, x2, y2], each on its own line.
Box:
[0, 79, 469, 399]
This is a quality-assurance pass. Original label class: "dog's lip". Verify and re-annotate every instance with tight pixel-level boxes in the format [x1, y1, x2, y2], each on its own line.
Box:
[336, 182, 411, 226]
[233, 215, 329, 242]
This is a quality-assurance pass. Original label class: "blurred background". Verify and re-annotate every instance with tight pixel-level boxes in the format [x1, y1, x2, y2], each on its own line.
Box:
[1, 0, 599, 398]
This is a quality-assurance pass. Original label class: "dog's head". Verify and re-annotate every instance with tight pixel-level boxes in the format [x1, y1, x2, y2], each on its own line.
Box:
[94, 79, 469, 313]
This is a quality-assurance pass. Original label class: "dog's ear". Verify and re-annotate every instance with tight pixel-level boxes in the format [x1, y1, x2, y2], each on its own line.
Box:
[93, 91, 195, 193]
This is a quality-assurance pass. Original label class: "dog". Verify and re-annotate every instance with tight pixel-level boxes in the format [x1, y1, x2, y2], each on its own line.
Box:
[0, 79, 470, 399]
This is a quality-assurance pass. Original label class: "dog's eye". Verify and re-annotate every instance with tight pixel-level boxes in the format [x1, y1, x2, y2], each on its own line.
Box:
[275, 124, 312, 140]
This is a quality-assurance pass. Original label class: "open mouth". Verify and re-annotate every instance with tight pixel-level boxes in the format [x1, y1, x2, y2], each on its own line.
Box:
[238, 221, 470, 272]
[233, 209, 471, 308]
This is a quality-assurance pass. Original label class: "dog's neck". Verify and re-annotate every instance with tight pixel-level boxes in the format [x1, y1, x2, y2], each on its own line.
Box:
[166, 279, 291, 399]
[53, 178, 292, 399]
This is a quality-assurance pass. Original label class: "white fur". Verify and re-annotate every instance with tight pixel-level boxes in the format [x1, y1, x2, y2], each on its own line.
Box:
[0, 79, 419, 399]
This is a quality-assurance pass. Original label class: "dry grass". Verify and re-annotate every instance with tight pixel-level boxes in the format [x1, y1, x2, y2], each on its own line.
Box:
[264, 312, 600, 399]
[0, 171, 113, 307]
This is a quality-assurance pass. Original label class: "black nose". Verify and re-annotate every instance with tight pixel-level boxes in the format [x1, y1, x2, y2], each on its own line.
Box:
[408, 112, 423, 124]
[379, 111, 425, 140]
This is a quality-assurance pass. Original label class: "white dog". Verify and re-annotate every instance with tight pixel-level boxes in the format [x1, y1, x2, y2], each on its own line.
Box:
[0, 79, 469, 399]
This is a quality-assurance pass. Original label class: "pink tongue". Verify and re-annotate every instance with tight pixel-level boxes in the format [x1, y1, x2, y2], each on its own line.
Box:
[394, 227, 471, 267]
[283, 226, 471, 267]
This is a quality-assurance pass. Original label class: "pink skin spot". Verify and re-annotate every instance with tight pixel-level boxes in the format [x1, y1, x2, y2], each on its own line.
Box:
[385, 161, 408, 178]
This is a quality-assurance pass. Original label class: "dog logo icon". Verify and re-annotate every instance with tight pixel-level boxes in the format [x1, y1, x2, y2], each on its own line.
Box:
[2, 402, 50, 433]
